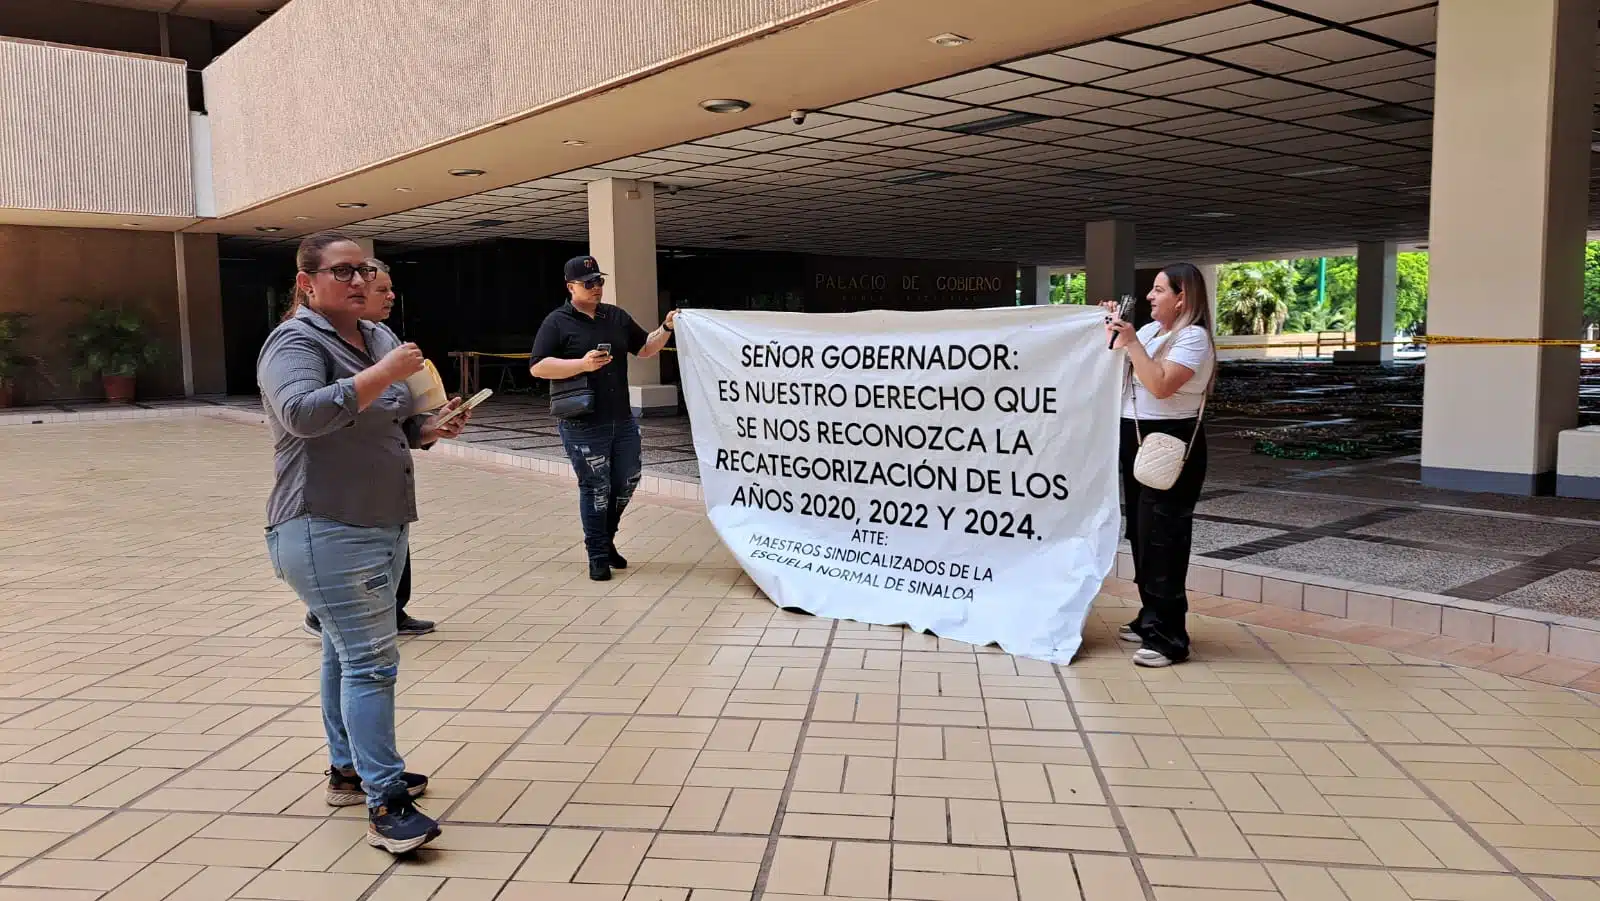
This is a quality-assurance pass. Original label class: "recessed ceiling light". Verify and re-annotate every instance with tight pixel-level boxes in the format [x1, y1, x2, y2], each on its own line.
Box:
[929, 33, 971, 47]
[1346, 103, 1428, 125]
[123, 222, 142, 227]
[336, 202, 367, 209]
[887, 171, 952, 185]
[699, 98, 750, 114]
[394, 187, 413, 192]
[947, 111, 1047, 134]
[448, 168, 486, 177]
[294, 215, 313, 220]
[563, 139, 587, 146]
[255, 226, 282, 232]
[1285, 164, 1358, 177]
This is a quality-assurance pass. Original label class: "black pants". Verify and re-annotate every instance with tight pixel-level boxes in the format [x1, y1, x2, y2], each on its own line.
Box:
[1119, 417, 1207, 661]
[307, 549, 410, 627]
[395, 551, 411, 616]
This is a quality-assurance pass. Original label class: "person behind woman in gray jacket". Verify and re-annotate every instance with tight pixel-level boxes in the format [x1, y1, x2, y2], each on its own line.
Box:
[257, 231, 470, 855]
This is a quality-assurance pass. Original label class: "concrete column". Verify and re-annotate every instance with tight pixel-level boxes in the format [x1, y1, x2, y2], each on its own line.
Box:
[1420, 0, 1594, 494]
[588, 177, 675, 415]
[1196, 263, 1220, 329]
[1334, 241, 1397, 364]
[1020, 266, 1052, 305]
[1085, 221, 1135, 308]
[173, 233, 226, 397]
[354, 238, 375, 258]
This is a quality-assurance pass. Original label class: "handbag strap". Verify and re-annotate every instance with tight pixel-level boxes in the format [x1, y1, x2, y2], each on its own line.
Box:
[1127, 328, 1209, 460]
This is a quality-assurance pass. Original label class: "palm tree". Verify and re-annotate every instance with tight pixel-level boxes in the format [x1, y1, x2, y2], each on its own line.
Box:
[1286, 303, 1350, 335]
[1216, 261, 1293, 336]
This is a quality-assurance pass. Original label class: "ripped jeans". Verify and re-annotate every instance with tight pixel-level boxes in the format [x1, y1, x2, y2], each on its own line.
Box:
[558, 417, 643, 562]
[266, 516, 408, 808]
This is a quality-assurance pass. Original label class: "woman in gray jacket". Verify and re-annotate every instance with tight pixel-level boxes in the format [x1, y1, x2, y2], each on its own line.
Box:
[257, 231, 468, 854]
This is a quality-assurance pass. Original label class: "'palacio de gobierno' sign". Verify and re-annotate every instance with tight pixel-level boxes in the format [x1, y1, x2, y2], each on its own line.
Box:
[674, 305, 1122, 664]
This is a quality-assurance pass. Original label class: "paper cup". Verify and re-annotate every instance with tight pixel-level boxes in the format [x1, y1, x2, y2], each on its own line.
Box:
[405, 358, 449, 412]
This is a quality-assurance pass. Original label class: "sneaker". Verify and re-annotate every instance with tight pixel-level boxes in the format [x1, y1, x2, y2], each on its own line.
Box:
[589, 559, 612, 582]
[326, 767, 428, 807]
[303, 614, 322, 637]
[1117, 625, 1142, 645]
[606, 546, 628, 570]
[1133, 648, 1175, 668]
[397, 615, 436, 635]
[367, 791, 441, 855]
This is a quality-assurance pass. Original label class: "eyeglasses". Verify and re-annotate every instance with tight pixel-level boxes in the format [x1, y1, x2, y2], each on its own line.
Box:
[303, 264, 379, 283]
[578, 277, 605, 289]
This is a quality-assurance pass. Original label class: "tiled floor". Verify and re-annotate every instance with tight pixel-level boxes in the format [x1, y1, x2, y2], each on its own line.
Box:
[1, 418, 1598, 900]
[10, 363, 1600, 618]
[218, 382, 1600, 616]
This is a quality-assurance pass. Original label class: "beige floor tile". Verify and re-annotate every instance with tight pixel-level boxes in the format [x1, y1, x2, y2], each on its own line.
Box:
[236, 870, 379, 900]
[0, 859, 143, 891]
[4, 419, 1600, 901]
[160, 836, 295, 868]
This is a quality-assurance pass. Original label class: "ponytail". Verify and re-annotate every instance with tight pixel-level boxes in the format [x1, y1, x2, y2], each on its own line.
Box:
[281, 230, 360, 324]
[281, 284, 306, 323]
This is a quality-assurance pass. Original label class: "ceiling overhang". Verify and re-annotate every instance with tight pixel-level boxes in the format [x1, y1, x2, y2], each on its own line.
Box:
[74, 0, 288, 27]
[0, 209, 200, 232]
[191, 0, 1238, 236]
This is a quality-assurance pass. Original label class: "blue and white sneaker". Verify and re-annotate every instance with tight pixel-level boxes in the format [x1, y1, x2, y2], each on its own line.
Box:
[325, 767, 427, 807]
[367, 790, 441, 855]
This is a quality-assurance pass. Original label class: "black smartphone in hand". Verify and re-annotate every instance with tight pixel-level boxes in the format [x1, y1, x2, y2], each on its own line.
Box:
[1109, 295, 1136, 349]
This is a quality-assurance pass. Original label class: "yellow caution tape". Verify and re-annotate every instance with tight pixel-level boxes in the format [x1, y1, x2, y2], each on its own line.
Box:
[1219, 336, 1596, 351]
[454, 337, 1592, 356]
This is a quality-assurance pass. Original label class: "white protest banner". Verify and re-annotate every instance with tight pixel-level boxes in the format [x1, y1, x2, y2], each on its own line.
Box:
[673, 305, 1123, 664]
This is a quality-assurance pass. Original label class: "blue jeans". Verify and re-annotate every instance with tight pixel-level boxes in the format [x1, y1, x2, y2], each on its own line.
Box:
[266, 516, 408, 808]
[558, 417, 643, 561]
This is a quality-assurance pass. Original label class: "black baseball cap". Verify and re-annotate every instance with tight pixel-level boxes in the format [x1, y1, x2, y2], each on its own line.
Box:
[564, 255, 607, 283]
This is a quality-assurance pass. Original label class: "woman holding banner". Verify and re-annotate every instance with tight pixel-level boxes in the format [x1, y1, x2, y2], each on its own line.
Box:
[1102, 264, 1215, 668]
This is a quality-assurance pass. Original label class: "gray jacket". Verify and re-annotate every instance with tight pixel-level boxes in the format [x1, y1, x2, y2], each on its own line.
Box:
[257, 306, 429, 529]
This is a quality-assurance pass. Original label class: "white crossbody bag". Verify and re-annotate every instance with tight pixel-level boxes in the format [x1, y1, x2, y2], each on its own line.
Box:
[1127, 330, 1209, 491]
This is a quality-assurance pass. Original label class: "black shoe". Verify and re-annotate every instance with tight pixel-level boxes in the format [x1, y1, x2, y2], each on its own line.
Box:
[397, 615, 436, 635]
[303, 614, 322, 637]
[606, 546, 628, 570]
[326, 767, 428, 808]
[367, 790, 440, 855]
[589, 559, 612, 582]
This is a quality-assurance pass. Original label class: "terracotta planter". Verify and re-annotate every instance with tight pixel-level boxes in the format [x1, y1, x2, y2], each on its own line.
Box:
[102, 374, 136, 404]
[0, 380, 13, 409]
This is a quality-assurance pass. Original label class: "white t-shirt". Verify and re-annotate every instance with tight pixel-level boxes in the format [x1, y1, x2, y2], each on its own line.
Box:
[1121, 322, 1214, 420]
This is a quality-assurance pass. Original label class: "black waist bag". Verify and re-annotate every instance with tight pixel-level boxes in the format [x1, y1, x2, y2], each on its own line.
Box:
[549, 375, 594, 419]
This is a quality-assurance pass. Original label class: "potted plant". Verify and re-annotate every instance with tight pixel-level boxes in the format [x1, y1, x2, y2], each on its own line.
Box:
[0, 312, 47, 408]
[65, 303, 162, 404]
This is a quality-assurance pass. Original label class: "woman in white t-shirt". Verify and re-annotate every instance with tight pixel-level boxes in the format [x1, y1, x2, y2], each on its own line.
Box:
[1101, 263, 1216, 668]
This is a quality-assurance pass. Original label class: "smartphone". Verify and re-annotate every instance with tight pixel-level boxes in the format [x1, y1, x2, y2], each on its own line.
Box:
[1109, 294, 1136, 349]
[432, 388, 492, 427]
[597, 343, 612, 356]
[1115, 294, 1137, 322]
